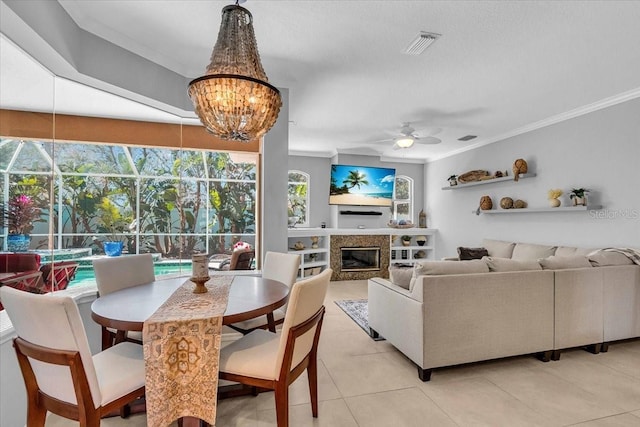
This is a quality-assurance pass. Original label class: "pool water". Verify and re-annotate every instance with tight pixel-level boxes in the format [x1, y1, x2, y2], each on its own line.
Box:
[70, 263, 191, 288]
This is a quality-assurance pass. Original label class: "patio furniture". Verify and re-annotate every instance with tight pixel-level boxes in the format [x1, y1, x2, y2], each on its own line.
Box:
[209, 248, 255, 271]
[39, 261, 79, 292]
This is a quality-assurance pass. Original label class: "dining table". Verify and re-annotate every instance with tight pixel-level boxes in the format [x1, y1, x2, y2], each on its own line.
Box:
[90, 273, 290, 427]
[91, 274, 289, 334]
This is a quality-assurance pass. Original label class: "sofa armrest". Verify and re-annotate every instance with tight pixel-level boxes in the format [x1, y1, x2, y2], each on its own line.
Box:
[368, 278, 424, 366]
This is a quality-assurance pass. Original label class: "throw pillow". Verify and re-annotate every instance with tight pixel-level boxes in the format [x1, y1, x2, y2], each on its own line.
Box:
[554, 246, 578, 257]
[511, 243, 557, 261]
[482, 256, 543, 272]
[388, 266, 413, 290]
[482, 239, 516, 258]
[457, 247, 489, 260]
[538, 255, 593, 270]
[587, 250, 634, 267]
[409, 260, 490, 291]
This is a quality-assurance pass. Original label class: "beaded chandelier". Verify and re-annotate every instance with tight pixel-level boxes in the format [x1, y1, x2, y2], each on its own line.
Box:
[188, 4, 281, 142]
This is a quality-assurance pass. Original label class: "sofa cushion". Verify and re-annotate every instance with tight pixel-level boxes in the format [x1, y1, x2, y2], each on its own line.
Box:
[482, 256, 542, 272]
[388, 266, 414, 290]
[482, 239, 516, 258]
[556, 246, 596, 257]
[538, 255, 592, 270]
[555, 246, 578, 257]
[511, 243, 557, 261]
[409, 260, 490, 291]
[587, 250, 634, 266]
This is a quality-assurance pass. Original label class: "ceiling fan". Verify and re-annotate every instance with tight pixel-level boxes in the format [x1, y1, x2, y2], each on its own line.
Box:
[374, 122, 442, 149]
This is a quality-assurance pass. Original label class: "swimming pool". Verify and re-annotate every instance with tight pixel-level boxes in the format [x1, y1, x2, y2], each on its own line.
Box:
[69, 262, 192, 288]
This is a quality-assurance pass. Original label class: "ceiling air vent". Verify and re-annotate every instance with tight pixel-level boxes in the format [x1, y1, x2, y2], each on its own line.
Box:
[403, 32, 441, 56]
[458, 135, 477, 141]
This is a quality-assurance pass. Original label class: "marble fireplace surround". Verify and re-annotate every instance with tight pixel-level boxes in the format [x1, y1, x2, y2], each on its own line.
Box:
[330, 234, 390, 281]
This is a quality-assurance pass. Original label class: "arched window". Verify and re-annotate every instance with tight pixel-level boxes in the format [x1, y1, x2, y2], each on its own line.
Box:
[393, 175, 413, 223]
[287, 170, 309, 227]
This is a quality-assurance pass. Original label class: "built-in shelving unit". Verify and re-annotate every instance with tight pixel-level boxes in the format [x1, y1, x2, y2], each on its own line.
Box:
[287, 230, 329, 280]
[474, 205, 602, 215]
[389, 229, 437, 265]
[442, 173, 536, 190]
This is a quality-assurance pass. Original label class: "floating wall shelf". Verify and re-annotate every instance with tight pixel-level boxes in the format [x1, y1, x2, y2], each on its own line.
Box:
[473, 205, 602, 215]
[442, 173, 536, 190]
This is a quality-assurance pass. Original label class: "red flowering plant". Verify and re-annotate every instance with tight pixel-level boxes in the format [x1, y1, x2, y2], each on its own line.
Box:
[2, 195, 39, 235]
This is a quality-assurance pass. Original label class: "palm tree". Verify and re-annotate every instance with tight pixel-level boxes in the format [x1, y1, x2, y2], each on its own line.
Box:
[343, 170, 369, 189]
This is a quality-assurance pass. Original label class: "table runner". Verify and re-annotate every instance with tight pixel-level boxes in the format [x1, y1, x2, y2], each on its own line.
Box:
[143, 275, 233, 427]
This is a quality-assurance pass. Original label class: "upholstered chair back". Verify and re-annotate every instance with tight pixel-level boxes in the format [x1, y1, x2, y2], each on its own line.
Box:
[0, 286, 101, 407]
[93, 253, 155, 296]
[262, 251, 300, 288]
[274, 268, 331, 376]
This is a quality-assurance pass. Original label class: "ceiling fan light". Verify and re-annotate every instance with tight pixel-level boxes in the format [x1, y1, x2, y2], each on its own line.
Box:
[188, 4, 282, 142]
[395, 137, 414, 148]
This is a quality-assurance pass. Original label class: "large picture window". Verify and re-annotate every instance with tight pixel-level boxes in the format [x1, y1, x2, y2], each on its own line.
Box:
[1, 139, 258, 286]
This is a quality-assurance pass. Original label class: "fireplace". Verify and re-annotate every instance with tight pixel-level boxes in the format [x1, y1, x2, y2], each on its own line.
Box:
[330, 234, 390, 280]
[341, 247, 380, 272]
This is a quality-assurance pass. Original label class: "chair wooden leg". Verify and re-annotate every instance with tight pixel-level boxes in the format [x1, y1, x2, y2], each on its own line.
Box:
[307, 358, 319, 417]
[26, 399, 47, 427]
[274, 383, 289, 427]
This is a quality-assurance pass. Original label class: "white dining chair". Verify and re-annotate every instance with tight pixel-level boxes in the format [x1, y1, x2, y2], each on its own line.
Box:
[228, 251, 300, 334]
[92, 254, 155, 349]
[219, 268, 332, 427]
[0, 286, 145, 427]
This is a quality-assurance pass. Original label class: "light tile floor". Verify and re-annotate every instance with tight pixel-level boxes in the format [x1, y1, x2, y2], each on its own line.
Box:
[47, 280, 640, 426]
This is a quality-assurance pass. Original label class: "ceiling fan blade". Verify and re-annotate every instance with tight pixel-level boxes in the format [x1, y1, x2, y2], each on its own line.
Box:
[371, 138, 394, 144]
[415, 136, 441, 145]
[392, 142, 402, 150]
[427, 127, 443, 136]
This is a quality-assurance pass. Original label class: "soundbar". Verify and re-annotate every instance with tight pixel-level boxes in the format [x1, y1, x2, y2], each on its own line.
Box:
[339, 210, 383, 216]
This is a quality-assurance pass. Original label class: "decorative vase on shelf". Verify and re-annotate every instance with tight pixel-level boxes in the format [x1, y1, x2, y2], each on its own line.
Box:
[549, 198, 561, 208]
[7, 234, 31, 252]
[416, 236, 427, 246]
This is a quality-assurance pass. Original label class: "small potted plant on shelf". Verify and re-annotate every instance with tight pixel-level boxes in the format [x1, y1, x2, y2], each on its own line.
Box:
[569, 188, 589, 206]
[447, 175, 458, 186]
[401, 235, 412, 246]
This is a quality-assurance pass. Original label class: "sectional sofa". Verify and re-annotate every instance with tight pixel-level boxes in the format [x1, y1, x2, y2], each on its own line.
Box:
[368, 239, 640, 381]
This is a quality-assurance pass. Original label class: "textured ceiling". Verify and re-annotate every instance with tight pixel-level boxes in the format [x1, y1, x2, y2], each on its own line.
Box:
[3, 1, 640, 161]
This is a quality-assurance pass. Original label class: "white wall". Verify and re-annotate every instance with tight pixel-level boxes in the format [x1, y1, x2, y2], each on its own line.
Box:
[426, 97, 640, 258]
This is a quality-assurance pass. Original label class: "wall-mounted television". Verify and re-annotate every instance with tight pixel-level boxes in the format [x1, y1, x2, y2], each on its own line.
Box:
[329, 164, 396, 207]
